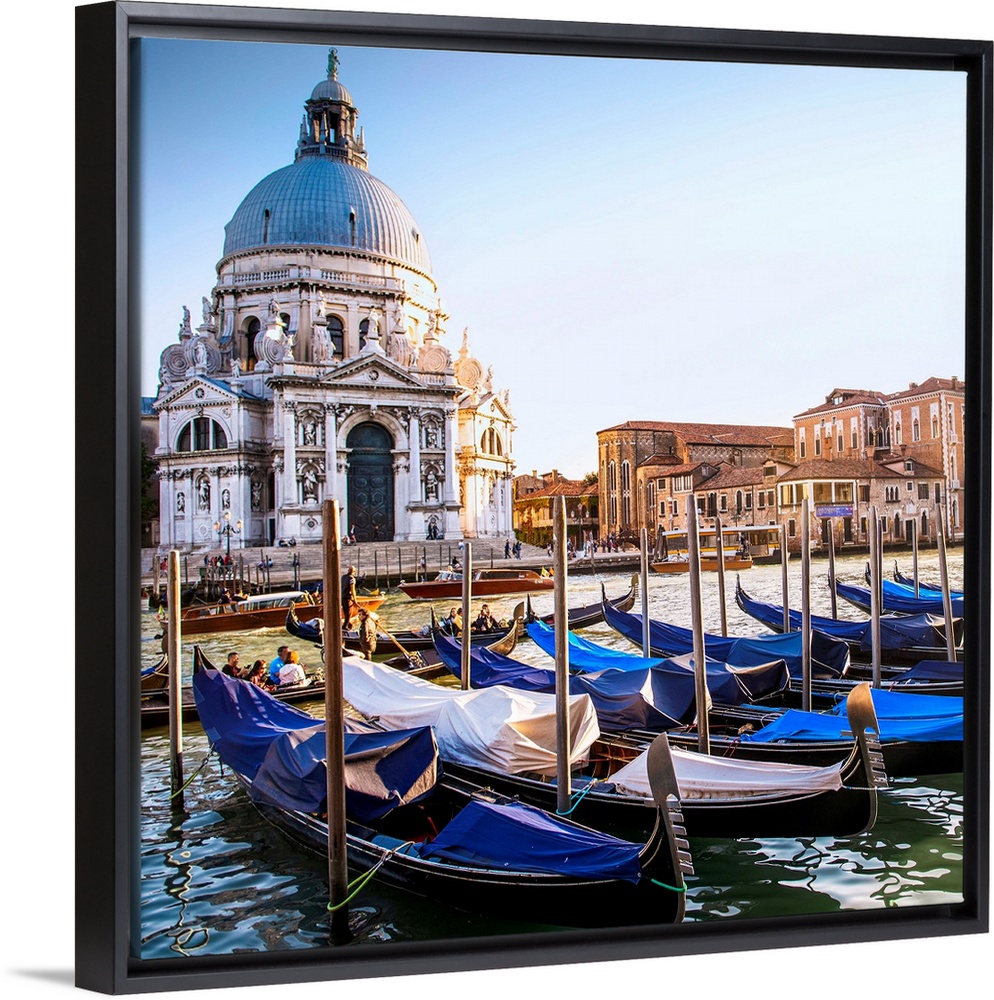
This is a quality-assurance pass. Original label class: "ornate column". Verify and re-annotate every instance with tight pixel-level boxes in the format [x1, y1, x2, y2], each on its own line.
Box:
[325, 404, 339, 503]
[409, 408, 421, 505]
[283, 400, 297, 508]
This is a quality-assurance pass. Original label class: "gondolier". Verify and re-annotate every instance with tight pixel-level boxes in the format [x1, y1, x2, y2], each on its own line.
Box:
[342, 565, 358, 628]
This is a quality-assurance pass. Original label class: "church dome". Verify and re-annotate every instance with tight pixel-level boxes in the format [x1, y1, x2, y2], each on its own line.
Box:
[220, 48, 432, 274]
[222, 156, 432, 272]
[310, 77, 353, 104]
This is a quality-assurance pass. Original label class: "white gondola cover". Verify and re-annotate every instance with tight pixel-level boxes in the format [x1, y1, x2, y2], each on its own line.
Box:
[342, 656, 600, 776]
[611, 744, 845, 803]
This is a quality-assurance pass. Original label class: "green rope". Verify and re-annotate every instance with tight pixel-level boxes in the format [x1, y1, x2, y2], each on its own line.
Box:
[650, 878, 687, 893]
[326, 841, 416, 912]
[168, 747, 218, 799]
[555, 778, 600, 816]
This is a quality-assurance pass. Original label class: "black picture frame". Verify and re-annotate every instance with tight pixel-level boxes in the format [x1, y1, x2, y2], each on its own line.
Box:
[75, 1, 991, 995]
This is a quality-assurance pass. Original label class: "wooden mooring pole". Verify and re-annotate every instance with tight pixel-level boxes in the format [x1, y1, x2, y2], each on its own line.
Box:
[935, 504, 957, 662]
[639, 527, 650, 657]
[553, 497, 572, 812]
[779, 524, 790, 634]
[460, 542, 472, 690]
[714, 514, 728, 637]
[686, 498, 710, 754]
[800, 498, 812, 713]
[166, 550, 184, 808]
[322, 499, 351, 942]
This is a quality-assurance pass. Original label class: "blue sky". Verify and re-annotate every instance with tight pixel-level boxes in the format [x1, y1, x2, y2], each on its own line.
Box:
[136, 30, 966, 479]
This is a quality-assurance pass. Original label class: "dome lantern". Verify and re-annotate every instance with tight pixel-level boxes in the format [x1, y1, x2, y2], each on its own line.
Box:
[296, 47, 366, 169]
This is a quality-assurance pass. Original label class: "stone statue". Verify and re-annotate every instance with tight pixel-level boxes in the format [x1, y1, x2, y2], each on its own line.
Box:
[179, 305, 192, 338]
[251, 481, 262, 511]
[269, 297, 282, 319]
[201, 296, 214, 328]
[230, 355, 241, 379]
[193, 338, 208, 368]
[302, 421, 317, 446]
[198, 479, 210, 511]
[302, 468, 318, 503]
[484, 365, 493, 393]
[176, 492, 185, 514]
[221, 488, 230, 510]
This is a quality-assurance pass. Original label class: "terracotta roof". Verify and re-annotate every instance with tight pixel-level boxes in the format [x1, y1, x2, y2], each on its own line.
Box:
[699, 465, 767, 489]
[521, 479, 596, 499]
[777, 457, 947, 482]
[794, 390, 888, 419]
[598, 420, 791, 447]
[887, 376, 965, 401]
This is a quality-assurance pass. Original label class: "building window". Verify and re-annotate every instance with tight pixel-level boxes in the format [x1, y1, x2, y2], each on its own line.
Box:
[735, 490, 743, 514]
[481, 427, 503, 456]
[895, 422, 902, 445]
[177, 417, 228, 452]
[327, 315, 345, 357]
[673, 474, 693, 492]
[719, 494, 727, 513]
[799, 436, 806, 459]
[757, 491, 765, 509]
[814, 437, 821, 456]
[912, 419, 920, 442]
[918, 483, 929, 500]
[932, 415, 940, 438]
[838, 433, 844, 453]
[885, 485, 899, 502]
[788, 519, 796, 538]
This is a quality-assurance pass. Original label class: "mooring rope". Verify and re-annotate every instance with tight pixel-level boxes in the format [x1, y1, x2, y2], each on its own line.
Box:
[326, 841, 417, 912]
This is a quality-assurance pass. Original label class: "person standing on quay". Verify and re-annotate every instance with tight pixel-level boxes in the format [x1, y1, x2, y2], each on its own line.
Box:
[342, 564, 358, 629]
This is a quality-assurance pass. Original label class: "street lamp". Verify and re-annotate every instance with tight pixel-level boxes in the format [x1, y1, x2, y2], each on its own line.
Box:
[213, 510, 242, 557]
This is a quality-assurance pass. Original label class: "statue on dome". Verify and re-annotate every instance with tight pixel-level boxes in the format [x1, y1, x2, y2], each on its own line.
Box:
[328, 48, 340, 80]
[201, 296, 215, 329]
[179, 305, 192, 339]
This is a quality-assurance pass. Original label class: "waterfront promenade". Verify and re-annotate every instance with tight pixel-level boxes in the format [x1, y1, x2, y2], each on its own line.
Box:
[140, 538, 642, 593]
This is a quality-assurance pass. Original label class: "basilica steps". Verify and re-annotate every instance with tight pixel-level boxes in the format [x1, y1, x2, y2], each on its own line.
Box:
[141, 538, 639, 592]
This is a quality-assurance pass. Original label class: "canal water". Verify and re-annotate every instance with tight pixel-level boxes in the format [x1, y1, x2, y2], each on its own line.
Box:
[139, 549, 966, 959]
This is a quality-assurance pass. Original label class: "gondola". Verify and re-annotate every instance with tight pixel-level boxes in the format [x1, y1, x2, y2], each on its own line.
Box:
[140, 654, 170, 694]
[436, 625, 961, 776]
[285, 602, 524, 652]
[600, 588, 851, 681]
[836, 578, 965, 618]
[141, 665, 325, 730]
[339, 656, 886, 841]
[524, 574, 639, 629]
[893, 563, 963, 596]
[190, 648, 692, 928]
[735, 583, 965, 675]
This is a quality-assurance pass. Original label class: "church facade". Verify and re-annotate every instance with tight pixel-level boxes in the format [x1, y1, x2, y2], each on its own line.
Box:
[151, 50, 515, 550]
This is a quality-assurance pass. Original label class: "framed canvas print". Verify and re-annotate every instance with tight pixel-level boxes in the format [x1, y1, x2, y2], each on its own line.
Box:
[74, 0, 990, 996]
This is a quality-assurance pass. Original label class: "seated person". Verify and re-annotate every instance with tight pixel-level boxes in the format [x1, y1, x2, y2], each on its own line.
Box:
[222, 651, 241, 677]
[277, 649, 308, 686]
[471, 604, 497, 632]
[440, 607, 462, 635]
[246, 659, 274, 691]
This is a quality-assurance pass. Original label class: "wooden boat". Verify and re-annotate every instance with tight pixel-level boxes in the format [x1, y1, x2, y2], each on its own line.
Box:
[341, 656, 886, 841]
[398, 568, 556, 601]
[735, 583, 965, 670]
[191, 649, 692, 928]
[525, 574, 638, 628]
[483, 686, 888, 840]
[285, 603, 524, 657]
[140, 654, 169, 694]
[440, 624, 961, 777]
[652, 553, 753, 574]
[176, 590, 384, 636]
[836, 578, 964, 618]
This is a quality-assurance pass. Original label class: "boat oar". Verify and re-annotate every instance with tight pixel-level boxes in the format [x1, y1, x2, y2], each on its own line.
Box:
[378, 622, 426, 669]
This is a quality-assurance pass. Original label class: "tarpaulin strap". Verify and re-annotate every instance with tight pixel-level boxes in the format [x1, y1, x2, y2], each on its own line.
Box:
[556, 779, 600, 816]
[326, 841, 416, 912]
[169, 746, 219, 799]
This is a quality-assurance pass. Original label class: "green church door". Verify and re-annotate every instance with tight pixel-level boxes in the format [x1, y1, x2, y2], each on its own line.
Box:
[346, 423, 394, 542]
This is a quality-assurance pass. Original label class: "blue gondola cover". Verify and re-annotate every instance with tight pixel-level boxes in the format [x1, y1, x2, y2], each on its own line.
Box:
[192, 666, 440, 822]
[413, 798, 644, 883]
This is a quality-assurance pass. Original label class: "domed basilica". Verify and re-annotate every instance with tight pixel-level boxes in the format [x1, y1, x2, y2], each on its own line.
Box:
[152, 49, 516, 548]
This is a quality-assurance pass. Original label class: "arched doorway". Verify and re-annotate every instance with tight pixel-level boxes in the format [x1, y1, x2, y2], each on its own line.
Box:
[347, 422, 394, 541]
